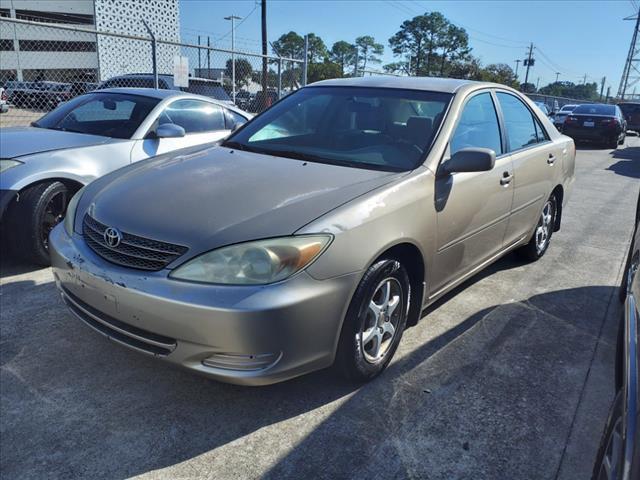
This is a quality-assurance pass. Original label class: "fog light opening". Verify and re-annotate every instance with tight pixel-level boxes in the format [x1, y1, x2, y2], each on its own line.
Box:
[202, 352, 281, 371]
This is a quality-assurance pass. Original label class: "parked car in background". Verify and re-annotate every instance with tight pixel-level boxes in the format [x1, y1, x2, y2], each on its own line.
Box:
[562, 104, 627, 148]
[618, 101, 640, 132]
[7, 81, 40, 108]
[534, 101, 552, 117]
[235, 90, 254, 111]
[50, 77, 575, 386]
[553, 104, 578, 132]
[0, 88, 250, 264]
[31, 82, 75, 111]
[592, 192, 640, 480]
[98, 73, 232, 104]
[0, 86, 8, 113]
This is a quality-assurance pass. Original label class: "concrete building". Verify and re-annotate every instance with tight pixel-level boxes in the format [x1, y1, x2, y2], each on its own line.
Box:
[0, 0, 179, 83]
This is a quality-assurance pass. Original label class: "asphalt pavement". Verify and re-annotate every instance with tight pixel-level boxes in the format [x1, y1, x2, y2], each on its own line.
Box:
[1, 138, 639, 480]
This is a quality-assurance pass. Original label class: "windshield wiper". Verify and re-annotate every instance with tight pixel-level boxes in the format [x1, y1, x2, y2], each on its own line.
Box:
[221, 140, 255, 152]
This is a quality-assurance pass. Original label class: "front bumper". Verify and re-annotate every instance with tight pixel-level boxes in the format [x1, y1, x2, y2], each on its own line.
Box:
[49, 224, 361, 385]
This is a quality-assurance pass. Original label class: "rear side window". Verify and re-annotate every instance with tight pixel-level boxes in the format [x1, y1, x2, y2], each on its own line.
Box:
[161, 99, 226, 133]
[496, 92, 539, 151]
[450, 92, 502, 155]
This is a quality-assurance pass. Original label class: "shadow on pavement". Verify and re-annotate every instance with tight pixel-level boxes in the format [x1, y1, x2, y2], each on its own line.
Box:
[608, 146, 640, 179]
[0, 270, 619, 479]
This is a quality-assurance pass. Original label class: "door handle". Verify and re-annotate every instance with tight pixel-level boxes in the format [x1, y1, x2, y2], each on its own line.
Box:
[500, 172, 513, 185]
[547, 154, 556, 165]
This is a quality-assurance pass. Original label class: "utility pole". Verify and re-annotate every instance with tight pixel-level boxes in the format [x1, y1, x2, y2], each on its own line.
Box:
[600, 76, 606, 100]
[207, 36, 211, 75]
[224, 15, 242, 104]
[261, 0, 268, 98]
[198, 35, 201, 71]
[555, 72, 560, 83]
[606, 86, 611, 103]
[618, 10, 640, 99]
[523, 43, 534, 91]
[302, 34, 308, 86]
[582, 74, 587, 85]
[536, 77, 540, 90]
[514, 59, 521, 79]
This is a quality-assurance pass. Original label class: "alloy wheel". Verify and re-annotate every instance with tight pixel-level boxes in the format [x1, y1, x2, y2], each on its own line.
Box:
[41, 190, 67, 249]
[360, 277, 403, 364]
[535, 200, 554, 254]
[597, 416, 624, 480]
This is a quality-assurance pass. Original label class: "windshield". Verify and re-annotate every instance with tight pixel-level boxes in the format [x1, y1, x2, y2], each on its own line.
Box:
[573, 104, 615, 115]
[33, 92, 160, 139]
[224, 86, 452, 171]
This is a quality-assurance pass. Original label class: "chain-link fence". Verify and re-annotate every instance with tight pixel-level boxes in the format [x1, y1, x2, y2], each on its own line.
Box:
[526, 93, 596, 112]
[0, 17, 305, 127]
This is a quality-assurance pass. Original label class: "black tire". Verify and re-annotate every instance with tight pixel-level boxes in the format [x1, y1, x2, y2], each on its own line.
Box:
[609, 136, 619, 149]
[591, 389, 624, 480]
[335, 258, 411, 382]
[517, 194, 558, 262]
[7, 181, 69, 266]
[618, 132, 626, 145]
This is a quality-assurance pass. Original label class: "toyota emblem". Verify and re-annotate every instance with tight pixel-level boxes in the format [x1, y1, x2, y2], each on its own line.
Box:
[103, 227, 122, 248]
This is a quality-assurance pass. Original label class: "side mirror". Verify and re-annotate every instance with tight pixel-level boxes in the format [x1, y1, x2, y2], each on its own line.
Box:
[156, 123, 185, 138]
[442, 148, 496, 175]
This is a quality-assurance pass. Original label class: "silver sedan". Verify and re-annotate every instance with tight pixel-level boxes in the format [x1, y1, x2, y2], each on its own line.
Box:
[0, 88, 250, 264]
[50, 77, 575, 385]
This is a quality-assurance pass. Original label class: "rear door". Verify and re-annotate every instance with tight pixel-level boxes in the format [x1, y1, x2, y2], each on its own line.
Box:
[496, 91, 556, 246]
[131, 99, 230, 162]
[431, 90, 514, 292]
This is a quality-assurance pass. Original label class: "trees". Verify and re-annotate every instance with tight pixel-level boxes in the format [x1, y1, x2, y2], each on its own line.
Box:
[224, 58, 253, 89]
[306, 33, 328, 64]
[355, 35, 384, 72]
[481, 63, 518, 87]
[308, 60, 343, 83]
[272, 31, 305, 59]
[330, 41, 357, 76]
[389, 11, 468, 77]
[538, 81, 599, 100]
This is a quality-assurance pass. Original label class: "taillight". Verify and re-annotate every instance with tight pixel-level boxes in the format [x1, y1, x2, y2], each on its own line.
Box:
[601, 118, 618, 128]
[566, 116, 578, 124]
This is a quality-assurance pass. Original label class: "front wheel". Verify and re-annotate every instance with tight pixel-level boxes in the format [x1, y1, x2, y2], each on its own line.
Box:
[8, 181, 70, 266]
[517, 195, 557, 262]
[335, 258, 411, 382]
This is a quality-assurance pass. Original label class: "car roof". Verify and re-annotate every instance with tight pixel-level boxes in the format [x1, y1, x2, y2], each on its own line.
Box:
[308, 76, 490, 93]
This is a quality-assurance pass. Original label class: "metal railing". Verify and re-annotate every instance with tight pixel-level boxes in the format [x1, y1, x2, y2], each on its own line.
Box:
[0, 17, 306, 127]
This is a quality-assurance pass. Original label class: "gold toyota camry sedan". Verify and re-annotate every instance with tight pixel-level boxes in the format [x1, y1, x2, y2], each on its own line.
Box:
[50, 77, 575, 385]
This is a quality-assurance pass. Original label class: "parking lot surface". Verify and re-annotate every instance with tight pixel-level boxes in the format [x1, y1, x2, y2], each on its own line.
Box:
[1, 139, 639, 480]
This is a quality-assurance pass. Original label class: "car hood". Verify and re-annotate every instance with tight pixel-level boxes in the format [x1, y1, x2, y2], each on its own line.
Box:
[0, 127, 112, 158]
[82, 145, 406, 259]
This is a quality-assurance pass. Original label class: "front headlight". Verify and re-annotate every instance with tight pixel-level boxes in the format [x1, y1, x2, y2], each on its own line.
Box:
[0, 159, 23, 173]
[170, 235, 332, 285]
[63, 186, 86, 236]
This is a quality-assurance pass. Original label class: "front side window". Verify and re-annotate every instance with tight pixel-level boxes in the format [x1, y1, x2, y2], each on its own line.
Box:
[161, 99, 226, 134]
[224, 86, 452, 171]
[33, 92, 160, 139]
[496, 92, 539, 151]
[450, 92, 502, 156]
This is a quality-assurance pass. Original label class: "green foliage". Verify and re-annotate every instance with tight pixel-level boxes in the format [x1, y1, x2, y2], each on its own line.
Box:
[308, 60, 343, 83]
[224, 58, 253, 89]
[272, 31, 305, 59]
[481, 63, 518, 88]
[330, 41, 357, 76]
[538, 81, 599, 100]
[306, 33, 328, 63]
[355, 35, 384, 72]
[389, 11, 469, 77]
[520, 82, 536, 93]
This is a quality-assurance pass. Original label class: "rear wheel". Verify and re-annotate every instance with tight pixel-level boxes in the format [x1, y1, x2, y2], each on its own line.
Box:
[8, 181, 70, 266]
[591, 390, 624, 480]
[335, 258, 410, 382]
[608, 136, 619, 149]
[517, 195, 557, 262]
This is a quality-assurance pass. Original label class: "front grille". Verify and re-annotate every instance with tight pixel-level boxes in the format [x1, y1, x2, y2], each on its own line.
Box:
[61, 285, 177, 356]
[83, 214, 188, 271]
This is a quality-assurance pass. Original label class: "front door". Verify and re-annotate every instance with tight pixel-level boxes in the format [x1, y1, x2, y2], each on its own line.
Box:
[432, 91, 514, 293]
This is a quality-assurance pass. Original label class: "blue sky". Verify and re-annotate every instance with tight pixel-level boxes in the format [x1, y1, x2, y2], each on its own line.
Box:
[180, 0, 638, 93]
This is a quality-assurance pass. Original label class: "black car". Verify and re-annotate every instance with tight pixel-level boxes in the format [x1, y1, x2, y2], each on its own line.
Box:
[618, 102, 640, 132]
[563, 104, 627, 149]
[98, 74, 232, 104]
[592, 193, 640, 480]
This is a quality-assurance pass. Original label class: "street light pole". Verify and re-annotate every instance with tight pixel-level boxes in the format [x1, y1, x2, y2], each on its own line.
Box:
[555, 72, 560, 83]
[224, 15, 242, 104]
[514, 59, 521, 79]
